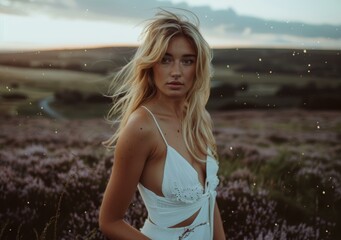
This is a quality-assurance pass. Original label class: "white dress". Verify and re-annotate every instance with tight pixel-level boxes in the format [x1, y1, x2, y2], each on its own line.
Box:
[138, 106, 219, 240]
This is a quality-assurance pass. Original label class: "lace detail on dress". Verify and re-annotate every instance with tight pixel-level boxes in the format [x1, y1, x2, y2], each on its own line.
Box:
[171, 181, 204, 203]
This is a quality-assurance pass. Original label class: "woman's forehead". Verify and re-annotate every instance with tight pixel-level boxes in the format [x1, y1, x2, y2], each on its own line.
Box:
[165, 35, 196, 56]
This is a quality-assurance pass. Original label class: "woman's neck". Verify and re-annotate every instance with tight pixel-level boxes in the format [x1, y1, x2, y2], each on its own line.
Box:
[148, 95, 185, 119]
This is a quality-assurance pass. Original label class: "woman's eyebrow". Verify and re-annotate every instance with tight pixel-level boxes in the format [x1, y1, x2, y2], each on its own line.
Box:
[164, 53, 196, 57]
[183, 54, 196, 58]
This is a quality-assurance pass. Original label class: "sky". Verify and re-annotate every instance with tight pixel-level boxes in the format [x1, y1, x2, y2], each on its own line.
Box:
[0, 0, 340, 51]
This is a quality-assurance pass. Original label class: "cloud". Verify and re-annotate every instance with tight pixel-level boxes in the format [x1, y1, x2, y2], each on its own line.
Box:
[1, 0, 340, 48]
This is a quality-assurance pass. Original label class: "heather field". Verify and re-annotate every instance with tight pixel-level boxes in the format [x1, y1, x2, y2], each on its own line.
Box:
[0, 110, 340, 239]
[0, 47, 340, 239]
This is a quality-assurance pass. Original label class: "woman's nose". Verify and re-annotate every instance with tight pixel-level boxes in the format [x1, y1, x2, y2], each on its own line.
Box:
[170, 61, 181, 78]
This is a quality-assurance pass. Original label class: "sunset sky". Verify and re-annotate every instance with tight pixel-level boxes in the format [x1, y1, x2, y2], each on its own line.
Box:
[0, 0, 340, 50]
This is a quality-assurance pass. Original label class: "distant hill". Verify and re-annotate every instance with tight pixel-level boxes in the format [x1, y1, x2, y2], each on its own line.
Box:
[1, 47, 340, 112]
[0, 47, 340, 78]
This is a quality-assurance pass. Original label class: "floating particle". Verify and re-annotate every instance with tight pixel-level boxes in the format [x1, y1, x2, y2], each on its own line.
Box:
[303, 49, 307, 53]
[55, 130, 58, 134]
[226, 65, 230, 68]
[322, 191, 325, 194]
[229, 146, 233, 150]
[258, 58, 262, 62]
[308, 64, 311, 67]
[269, 70, 272, 74]
[40, 106, 44, 110]
[84, 63, 87, 67]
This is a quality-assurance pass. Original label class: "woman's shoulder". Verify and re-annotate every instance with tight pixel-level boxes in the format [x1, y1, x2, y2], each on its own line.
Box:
[115, 107, 157, 159]
[122, 106, 155, 139]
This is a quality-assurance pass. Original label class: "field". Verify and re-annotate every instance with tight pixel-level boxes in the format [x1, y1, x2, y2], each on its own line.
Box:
[0, 47, 340, 239]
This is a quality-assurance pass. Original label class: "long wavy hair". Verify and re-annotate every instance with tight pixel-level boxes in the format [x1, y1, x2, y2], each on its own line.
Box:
[103, 9, 217, 161]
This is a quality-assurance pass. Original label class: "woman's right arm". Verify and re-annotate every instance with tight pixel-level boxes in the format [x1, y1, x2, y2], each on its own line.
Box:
[99, 112, 153, 239]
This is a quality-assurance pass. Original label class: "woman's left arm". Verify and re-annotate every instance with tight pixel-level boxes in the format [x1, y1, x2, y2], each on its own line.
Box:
[214, 201, 226, 240]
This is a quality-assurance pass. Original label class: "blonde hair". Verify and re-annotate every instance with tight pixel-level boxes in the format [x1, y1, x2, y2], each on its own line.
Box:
[103, 9, 217, 161]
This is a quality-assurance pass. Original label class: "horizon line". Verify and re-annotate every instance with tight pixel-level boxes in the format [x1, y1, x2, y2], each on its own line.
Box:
[0, 43, 340, 53]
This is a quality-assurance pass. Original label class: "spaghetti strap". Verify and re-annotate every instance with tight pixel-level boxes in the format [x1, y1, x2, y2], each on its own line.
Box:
[141, 106, 168, 146]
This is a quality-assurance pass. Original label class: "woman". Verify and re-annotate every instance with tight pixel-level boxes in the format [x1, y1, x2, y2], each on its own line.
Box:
[99, 9, 226, 240]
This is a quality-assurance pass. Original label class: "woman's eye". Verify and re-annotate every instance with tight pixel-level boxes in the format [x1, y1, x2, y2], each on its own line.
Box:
[160, 57, 172, 64]
[181, 58, 195, 66]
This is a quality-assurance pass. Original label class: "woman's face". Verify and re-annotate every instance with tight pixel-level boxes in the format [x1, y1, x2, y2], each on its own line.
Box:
[152, 35, 196, 100]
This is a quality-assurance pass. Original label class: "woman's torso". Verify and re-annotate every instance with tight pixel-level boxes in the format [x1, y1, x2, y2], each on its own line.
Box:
[137, 105, 219, 239]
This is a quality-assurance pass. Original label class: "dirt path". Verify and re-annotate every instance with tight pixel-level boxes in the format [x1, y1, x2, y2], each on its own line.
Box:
[39, 95, 65, 120]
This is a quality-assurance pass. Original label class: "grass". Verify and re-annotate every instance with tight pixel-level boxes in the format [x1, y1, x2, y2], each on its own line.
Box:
[49, 102, 111, 119]
[0, 65, 111, 117]
[220, 149, 338, 229]
[0, 65, 108, 92]
[213, 66, 341, 87]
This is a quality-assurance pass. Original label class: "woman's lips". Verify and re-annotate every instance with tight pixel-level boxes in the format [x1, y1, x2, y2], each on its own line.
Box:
[167, 81, 184, 89]
[167, 81, 183, 85]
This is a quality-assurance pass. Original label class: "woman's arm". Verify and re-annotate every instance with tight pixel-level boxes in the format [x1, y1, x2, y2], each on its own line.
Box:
[99, 112, 153, 240]
[214, 201, 226, 240]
